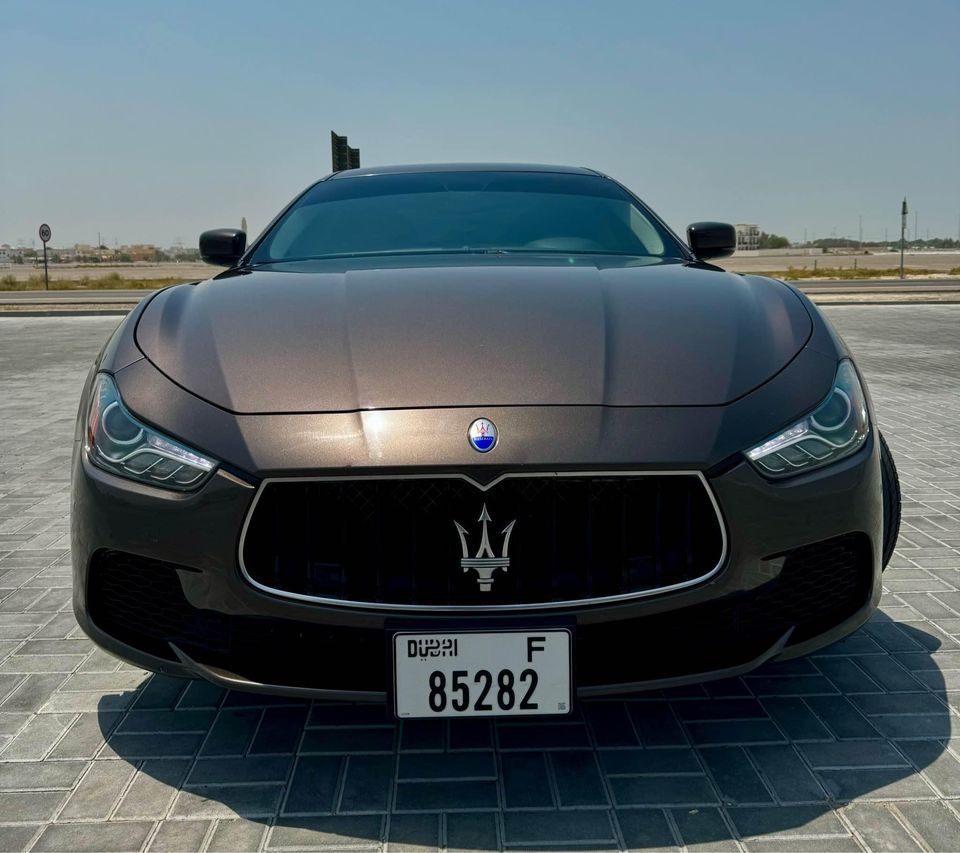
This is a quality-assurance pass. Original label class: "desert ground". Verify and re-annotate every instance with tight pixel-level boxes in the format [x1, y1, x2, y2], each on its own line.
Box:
[2, 252, 958, 284]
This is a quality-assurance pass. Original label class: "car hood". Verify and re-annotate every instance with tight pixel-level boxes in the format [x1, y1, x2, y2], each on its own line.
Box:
[135, 257, 811, 414]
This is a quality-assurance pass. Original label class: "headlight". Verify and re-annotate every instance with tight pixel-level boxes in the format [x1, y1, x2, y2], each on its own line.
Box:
[746, 359, 869, 478]
[85, 373, 217, 490]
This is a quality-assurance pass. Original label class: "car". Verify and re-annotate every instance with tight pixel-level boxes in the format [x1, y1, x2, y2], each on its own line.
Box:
[72, 163, 901, 719]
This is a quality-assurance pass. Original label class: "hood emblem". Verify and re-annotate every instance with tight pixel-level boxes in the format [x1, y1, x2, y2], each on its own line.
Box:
[454, 504, 516, 592]
[468, 418, 498, 453]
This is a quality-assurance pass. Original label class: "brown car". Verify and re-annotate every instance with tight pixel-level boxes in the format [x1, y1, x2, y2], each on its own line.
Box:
[72, 164, 900, 719]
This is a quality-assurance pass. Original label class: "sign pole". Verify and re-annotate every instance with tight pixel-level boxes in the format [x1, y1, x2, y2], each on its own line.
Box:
[38, 223, 52, 291]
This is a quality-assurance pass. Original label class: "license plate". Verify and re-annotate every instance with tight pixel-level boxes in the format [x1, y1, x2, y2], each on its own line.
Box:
[392, 629, 572, 718]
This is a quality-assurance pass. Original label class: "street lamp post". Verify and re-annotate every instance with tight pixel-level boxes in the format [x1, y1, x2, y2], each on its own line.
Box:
[900, 199, 908, 281]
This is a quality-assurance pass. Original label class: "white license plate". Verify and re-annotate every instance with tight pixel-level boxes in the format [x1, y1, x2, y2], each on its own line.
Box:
[392, 629, 572, 718]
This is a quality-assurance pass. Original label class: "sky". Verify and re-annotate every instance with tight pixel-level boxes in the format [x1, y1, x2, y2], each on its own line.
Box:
[1, 0, 958, 248]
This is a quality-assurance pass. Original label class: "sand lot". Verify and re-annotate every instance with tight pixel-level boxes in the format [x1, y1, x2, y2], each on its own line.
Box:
[724, 251, 960, 275]
[2, 252, 958, 283]
[1, 262, 212, 282]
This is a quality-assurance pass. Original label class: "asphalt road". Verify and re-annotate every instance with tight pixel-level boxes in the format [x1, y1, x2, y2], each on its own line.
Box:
[0, 307, 959, 851]
[0, 278, 958, 306]
[801, 280, 960, 293]
[0, 290, 150, 302]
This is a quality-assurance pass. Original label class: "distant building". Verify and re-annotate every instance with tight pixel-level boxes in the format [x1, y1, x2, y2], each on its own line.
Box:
[735, 224, 760, 252]
[125, 244, 158, 262]
[0, 244, 12, 266]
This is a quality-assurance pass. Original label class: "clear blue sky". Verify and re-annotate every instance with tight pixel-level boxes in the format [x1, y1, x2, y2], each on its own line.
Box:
[1, 0, 958, 248]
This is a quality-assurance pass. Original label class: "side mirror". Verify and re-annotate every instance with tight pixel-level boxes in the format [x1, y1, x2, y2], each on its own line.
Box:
[199, 229, 246, 266]
[687, 222, 736, 261]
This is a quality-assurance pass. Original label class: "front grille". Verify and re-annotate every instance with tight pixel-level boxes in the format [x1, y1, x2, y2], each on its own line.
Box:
[87, 533, 872, 693]
[241, 474, 725, 607]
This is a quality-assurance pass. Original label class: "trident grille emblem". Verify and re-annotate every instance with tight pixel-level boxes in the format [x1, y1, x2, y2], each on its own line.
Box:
[454, 504, 516, 592]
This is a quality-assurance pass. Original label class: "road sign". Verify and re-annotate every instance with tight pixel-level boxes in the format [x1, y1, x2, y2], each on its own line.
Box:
[38, 224, 51, 290]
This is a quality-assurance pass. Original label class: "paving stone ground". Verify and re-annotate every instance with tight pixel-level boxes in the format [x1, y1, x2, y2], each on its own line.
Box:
[0, 307, 958, 852]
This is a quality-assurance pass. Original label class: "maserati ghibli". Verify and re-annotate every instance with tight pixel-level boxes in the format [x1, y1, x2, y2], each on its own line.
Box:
[72, 164, 900, 718]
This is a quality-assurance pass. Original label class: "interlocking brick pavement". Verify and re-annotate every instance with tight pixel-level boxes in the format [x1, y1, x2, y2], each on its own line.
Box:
[0, 307, 958, 851]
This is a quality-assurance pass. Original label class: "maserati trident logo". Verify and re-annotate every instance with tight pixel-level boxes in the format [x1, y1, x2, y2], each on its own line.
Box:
[468, 418, 498, 453]
[454, 504, 516, 592]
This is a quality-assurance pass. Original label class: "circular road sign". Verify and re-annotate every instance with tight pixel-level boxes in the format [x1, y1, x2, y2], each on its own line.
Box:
[38, 224, 52, 243]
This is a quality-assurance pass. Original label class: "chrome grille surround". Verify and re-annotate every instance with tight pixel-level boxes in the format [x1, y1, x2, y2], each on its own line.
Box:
[237, 470, 728, 612]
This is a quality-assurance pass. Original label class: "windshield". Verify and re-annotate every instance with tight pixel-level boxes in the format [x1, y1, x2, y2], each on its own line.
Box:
[249, 171, 688, 263]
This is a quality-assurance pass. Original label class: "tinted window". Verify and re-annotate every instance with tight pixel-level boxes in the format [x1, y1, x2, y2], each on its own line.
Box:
[251, 171, 686, 262]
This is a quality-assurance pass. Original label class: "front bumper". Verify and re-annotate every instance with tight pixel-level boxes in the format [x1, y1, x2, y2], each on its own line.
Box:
[71, 427, 883, 700]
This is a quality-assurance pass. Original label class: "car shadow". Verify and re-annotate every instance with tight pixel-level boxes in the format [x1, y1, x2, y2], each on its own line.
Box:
[100, 614, 954, 850]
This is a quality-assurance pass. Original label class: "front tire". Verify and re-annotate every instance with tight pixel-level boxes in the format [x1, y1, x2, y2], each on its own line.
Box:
[880, 432, 901, 569]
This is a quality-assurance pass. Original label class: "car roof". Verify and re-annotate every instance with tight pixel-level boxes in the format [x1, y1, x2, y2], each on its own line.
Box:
[327, 163, 601, 179]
